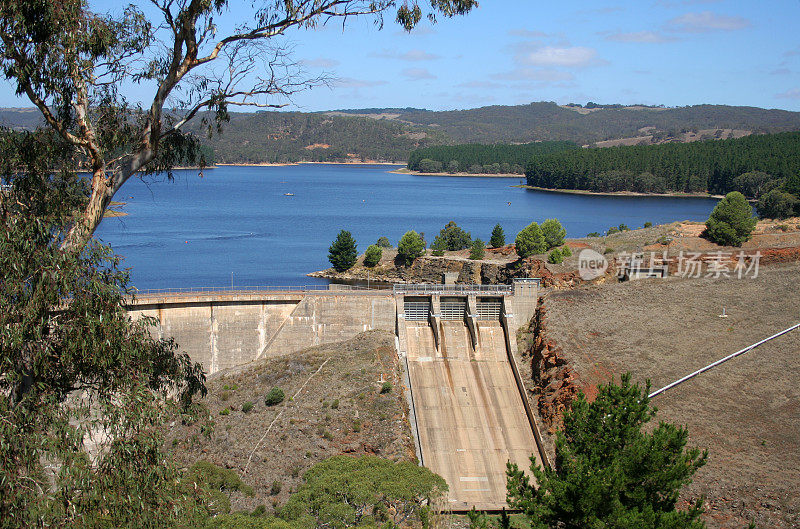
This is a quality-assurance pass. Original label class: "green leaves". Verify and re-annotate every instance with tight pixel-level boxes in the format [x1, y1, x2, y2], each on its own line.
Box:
[397, 230, 426, 265]
[514, 222, 547, 258]
[507, 373, 707, 529]
[703, 191, 757, 246]
[328, 230, 358, 272]
[281, 455, 447, 528]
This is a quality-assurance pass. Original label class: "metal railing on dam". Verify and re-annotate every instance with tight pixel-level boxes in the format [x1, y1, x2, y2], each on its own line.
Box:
[129, 284, 391, 299]
[392, 284, 513, 295]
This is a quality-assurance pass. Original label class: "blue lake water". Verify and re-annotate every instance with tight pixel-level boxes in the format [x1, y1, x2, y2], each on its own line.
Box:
[95, 164, 720, 290]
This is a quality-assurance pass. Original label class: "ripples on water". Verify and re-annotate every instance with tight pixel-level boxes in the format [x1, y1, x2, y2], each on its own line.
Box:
[95, 164, 719, 290]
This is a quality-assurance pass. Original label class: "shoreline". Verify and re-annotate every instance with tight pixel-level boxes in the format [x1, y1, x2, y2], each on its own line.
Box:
[518, 185, 724, 199]
[391, 168, 523, 178]
[217, 161, 404, 167]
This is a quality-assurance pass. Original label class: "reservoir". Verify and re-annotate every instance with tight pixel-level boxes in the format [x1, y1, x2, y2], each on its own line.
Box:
[95, 164, 719, 290]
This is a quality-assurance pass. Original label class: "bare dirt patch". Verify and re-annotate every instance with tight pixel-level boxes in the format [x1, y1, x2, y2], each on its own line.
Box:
[168, 331, 415, 515]
[542, 264, 800, 528]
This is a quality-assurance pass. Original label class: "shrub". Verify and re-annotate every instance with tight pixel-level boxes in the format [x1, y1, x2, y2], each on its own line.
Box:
[618, 223, 630, 232]
[548, 248, 564, 264]
[436, 221, 472, 250]
[644, 221, 653, 228]
[541, 218, 566, 249]
[352, 419, 362, 432]
[561, 245, 572, 257]
[507, 374, 707, 529]
[490, 223, 505, 248]
[270, 480, 283, 496]
[380, 381, 392, 394]
[430, 236, 447, 256]
[704, 191, 757, 246]
[330, 399, 339, 409]
[264, 387, 285, 406]
[328, 230, 358, 272]
[515, 222, 547, 258]
[607, 226, 620, 235]
[363, 244, 382, 267]
[469, 239, 485, 260]
[397, 231, 426, 265]
[376, 236, 392, 248]
[586, 232, 602, 237]
[757, 189, 799, 219]
[219, 408, 230, 416]
[242, 401, 254, 413]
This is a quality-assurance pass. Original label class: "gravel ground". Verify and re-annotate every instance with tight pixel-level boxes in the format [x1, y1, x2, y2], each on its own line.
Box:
[544, 263, 800, 529]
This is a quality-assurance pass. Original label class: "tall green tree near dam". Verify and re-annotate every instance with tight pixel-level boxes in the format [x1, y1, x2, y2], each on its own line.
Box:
[507, 374, 707, 529]
[0, 131, 209, 527]
[0, 0, 477, 250]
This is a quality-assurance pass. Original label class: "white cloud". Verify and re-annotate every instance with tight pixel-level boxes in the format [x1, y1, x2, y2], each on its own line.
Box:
[301, 57, 340, 68]
[494, 68, 575, 82]
[401, 67, 436, 80]
[519, 45, 601, 68]
[776, 88, 800, 99]
[457, 80, 506, 89]
[666, 11, 750, 33]
[605, 31, 675, 43]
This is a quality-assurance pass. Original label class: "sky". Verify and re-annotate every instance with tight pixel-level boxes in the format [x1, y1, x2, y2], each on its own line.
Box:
[2, 0, 800, 112]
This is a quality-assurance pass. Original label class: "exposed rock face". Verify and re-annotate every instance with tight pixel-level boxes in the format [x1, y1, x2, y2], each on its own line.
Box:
[522, 299, 582, 432]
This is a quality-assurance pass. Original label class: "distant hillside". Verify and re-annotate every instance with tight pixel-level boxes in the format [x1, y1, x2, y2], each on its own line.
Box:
[407, 141, 578, 174]
[3, 102, 800, 163]
[387, 102, 800, 145]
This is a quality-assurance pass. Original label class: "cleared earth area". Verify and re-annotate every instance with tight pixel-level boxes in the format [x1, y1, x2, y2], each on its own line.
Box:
[544, 263, 800, 529]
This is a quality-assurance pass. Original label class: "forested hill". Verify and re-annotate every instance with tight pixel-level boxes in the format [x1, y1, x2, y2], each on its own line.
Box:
[184, 111, 447, 164]
[2, 102, 800, 163]
[387, 102, 800, 145]
[407, 141, 578, 174]
[525, 131, 800, 195]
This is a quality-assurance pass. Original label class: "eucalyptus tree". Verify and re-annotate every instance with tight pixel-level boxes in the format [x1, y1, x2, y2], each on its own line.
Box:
[0, 0, 477, 249]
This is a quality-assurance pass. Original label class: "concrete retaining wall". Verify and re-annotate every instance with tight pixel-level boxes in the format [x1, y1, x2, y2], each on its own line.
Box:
[128, 291, 396, 374]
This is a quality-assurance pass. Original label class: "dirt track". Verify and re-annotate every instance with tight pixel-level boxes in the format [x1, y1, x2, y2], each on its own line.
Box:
[544, 263, 800, 529]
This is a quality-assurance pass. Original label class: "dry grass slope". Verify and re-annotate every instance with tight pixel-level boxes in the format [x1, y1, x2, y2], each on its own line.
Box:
[168, 331, 416, 515]
[544, 263, 800, 529]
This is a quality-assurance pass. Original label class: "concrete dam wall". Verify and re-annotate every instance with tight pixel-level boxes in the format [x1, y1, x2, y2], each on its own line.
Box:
[127, 290, 396, 374]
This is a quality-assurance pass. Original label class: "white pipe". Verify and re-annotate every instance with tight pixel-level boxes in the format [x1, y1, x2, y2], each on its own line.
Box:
[649, 322, 800, 398]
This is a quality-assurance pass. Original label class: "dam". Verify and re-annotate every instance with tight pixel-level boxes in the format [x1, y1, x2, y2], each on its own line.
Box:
[126, 279, 546, 511]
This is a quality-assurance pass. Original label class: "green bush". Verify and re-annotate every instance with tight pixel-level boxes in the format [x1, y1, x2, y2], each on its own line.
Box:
[515, 222, 547, 258]
[186, 461, 254, 516]
[607, 226, 620, 235]
[586, 232, 602, 237]
[330, 399, 339, 409]
[757, 189, 799, 219]
[704, 191, 757, 246]
[436, 221, 472, 250]
[469, 239, 485, 260]
[280, 456, 447, 528]
[363, 244, 382, 267]
[506, 374, 707, 529]
[644, 221, 653, 228]
[242, 401, 254, 414]
[430, 236, 447, 256]
[380, 381, 392, 394]
[264, 387, 285, 406]
[490, 223, 505, 248]
[270, 480, 283, 496]
[397, 231, 426, 265]
[548, 248, 564, 264]
[618, 223, 630, 232]
[541, 218, 566, 249]
[352, 419, 362, 432]
[219, 407, 230, 416]
[328, 230, 358, 272]
[561, 245, 572, 257]
[376, 236, 392, 248]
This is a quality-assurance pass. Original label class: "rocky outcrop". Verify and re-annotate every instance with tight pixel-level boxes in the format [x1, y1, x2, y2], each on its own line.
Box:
[522, 298, 582, 432]
[309, 251, 592, 287]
